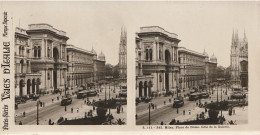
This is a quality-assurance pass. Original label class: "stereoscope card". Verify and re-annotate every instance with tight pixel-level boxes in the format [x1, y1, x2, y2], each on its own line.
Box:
[0, 1, 260, 134]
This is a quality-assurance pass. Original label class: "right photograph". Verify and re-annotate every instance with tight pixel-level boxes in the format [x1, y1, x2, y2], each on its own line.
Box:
[135, 26, 248, 125]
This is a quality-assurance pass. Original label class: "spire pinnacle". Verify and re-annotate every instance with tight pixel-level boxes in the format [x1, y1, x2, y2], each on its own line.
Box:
[244, 28, 247, 41]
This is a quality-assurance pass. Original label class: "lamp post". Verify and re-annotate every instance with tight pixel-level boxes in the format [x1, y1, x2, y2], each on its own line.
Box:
[36, 100, 39, 125]
[221, 84, 223, 118]
[105, 83, 107, 101]
[148, 102, 151, 125]
[217, 84, 219, 106]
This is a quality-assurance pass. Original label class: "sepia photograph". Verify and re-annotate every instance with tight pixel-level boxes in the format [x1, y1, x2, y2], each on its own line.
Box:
[9, 2, 127, 125]
[135, 2, 251, 126]
[0, 1, 260, 134]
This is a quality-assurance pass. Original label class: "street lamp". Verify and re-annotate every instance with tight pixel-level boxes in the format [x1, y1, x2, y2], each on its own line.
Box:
[148, 102, 151, 125]
[36, 99, 39, 125]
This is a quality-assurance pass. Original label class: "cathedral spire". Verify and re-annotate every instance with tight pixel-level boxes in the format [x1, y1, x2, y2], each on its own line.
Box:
[232, 29, 235, 44]
[236, 29, 239, 41]
[244, 29, 247, 41]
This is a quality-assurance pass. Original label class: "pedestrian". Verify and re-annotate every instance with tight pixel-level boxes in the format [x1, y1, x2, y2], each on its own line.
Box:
[233, 109, 235, 115]
[183, 109, 185, 115]
[52, 99, 54, 103]
[189, 110, 191, 115]
[160, 121, 164, 125]
[23, 111, 26, 117]
[177, 108, 179, 114]
[49, 119, 52, 125]
[93, 106, 95, 111]
[122, 107, 124, 112]
[77, 108, 79, 113]
[71, 107, 73, 113]
[164, 101, 166, 105]
[57, 96, 59, 101]
[205, 108, 207, 113]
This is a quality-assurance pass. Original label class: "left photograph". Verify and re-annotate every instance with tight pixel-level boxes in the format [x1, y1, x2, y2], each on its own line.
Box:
[13, 2, 127, 125]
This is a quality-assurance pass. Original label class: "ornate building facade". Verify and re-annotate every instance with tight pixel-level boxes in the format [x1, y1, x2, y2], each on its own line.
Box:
[203, 51, 218, 85]
[136, 26, 181, 98]
[92, 49, 106, 82]
[118, 27, 127, 83]
[178, 47, 206, 89]
[15, 27, 41, 96]
[15, 23, 106, 96]
[66, 44, 94, 89]
[26, 24, 69, 93]
[230, 30, 248, 87]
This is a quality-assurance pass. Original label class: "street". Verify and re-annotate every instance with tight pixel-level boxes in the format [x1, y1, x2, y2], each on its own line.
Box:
[136, 85, 248, 125]
[15, 83, 127, 125]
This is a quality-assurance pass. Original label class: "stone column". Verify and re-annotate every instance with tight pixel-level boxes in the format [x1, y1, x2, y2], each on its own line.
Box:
[45, 39, 47, 57]
[50, 69, 53, 88]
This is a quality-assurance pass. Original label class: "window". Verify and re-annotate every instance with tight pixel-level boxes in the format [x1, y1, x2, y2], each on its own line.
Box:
[145, 49, 149, 61]
[149, 49, 153, 60]
[34, 46, 37, 58]
[47, 72, 50, 80]
[20, 60, 24, 73]
[38, 46, 41, 58]
[19, 46, 22, 56]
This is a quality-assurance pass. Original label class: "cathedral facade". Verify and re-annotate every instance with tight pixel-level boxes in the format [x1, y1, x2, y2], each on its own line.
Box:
[230, 30, 248, 88]
[118, 27, 127, 83]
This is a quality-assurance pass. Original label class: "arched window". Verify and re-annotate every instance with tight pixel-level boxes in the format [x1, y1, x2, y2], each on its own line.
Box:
[159, 49, 162, 60]
[20, 60, 24, 73]
[21, 46, 24, 56]
[149, 49, 153, 60]
[34, 46, 37, 58]
[145, 49, 149, 61]
[26, 60, 29, 73]
[38, 46, 41, 58]
[19, 46, 22, 56]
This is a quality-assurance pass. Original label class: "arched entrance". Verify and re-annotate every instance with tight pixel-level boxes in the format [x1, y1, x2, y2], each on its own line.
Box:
[27, 79, 31, 95]
[32, 79, 36, 94]
[53, 47, 59, 90]
[19, 79, 24, 96]
[165, 50, 171, 92]
[148, 81, 152, 97]
[139, 81, 143, 97]
[36, 78, 40, 94]
[144, 81, 148, 97]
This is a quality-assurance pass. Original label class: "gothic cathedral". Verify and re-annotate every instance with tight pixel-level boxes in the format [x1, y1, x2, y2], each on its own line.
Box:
[230, 29, 248, 88]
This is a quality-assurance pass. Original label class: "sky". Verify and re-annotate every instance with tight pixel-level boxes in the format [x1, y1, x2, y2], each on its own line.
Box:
[2, 1, 259, 67]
